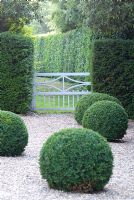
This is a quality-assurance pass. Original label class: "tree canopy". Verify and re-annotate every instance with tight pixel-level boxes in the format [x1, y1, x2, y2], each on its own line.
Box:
[0, 0, 42, 32]
[30, 1, 57, 34]
[49, 0, 134, 38]
[0, 0, 133, 38]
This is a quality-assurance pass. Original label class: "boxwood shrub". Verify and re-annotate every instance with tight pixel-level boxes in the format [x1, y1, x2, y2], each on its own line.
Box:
[91, 39, 134, 119]
[0, 110, 28, 156]
[75, 92, 121, 125]
[39, 128, 113, 193]
[82, 101, 128, 141]
[0, 32, 34, 114]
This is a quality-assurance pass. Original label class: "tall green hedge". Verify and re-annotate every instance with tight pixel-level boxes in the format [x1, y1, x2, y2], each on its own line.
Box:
[91, 39, 134, 119]
[34, 27, 92, 72]
[0, 33, 34, 114]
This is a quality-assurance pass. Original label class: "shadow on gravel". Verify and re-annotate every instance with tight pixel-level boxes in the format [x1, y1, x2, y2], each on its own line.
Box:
[111, 140, 127, 143]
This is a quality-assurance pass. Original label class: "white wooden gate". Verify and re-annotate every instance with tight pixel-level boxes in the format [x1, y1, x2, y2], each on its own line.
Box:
[32, 73, 91, 111]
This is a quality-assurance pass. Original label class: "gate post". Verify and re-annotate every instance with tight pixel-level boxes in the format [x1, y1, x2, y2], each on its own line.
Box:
[31, 74, 36, 111]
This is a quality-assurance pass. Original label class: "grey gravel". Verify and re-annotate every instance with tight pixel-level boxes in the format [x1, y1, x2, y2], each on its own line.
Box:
[0, 113, 134, 200]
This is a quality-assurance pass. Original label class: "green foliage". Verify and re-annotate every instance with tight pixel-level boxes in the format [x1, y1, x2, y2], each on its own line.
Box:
[39, 128, 113, 192]
[83, 101, 128, 141]
[34, 27, 91, 72]
[34, 27, 92, 72]
[49, 0, 134, 39]
[50, 0, 82, 33]
[0, 32, 34, 114]
[91, 39, 134, 119]
[30, 1, 56, 34]
[75, 92, 122, 125]
[79, 0, 134, 39]
[0, 111, 28, 156]
[20, 26, 34, 36]
[0, 0, 42, 33]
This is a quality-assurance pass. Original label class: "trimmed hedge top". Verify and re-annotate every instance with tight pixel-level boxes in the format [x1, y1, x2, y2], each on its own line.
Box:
[75, 92, 121, 125]
[39, 128, 113, 193]
[0, 110, 28, 156]
[82, 101, 128, 141]
[0, 32, 34, 114]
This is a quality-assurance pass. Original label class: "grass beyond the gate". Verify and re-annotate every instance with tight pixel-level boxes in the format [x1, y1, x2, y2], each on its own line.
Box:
[36, 95, 79, 111]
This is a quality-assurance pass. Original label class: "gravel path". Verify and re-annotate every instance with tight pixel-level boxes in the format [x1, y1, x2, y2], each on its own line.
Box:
[0, 114, 134, 200]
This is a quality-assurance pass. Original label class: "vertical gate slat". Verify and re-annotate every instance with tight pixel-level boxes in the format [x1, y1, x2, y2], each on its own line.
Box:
[58, 95, 60, 108]
[72, 90, 75, 109]
[68, 95, 70, 108]
[32, 75, 36, 111]
[63, 95, 65, 108]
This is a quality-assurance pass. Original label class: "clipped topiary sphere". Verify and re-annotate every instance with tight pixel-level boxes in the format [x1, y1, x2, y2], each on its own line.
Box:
[39, 128, 113, 193]
[75, 92, 122, 125]
[0, 111, 28, 156]
[82, 101, 128, 141]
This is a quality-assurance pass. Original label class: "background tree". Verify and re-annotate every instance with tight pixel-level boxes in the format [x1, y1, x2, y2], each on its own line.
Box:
[49, 0, 134, 39]
[30, 1, 57, 34]
[0, 0, 42, 33]
[79, 0, 134, 39]
[50, 0, 82, 32]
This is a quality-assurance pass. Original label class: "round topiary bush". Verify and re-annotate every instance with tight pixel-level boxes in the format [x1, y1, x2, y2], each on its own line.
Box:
[75, 92, 122, 125]
[39, 128, 113, 193]
[82, 101, 128, 141]
[0, 110, 28, 156]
